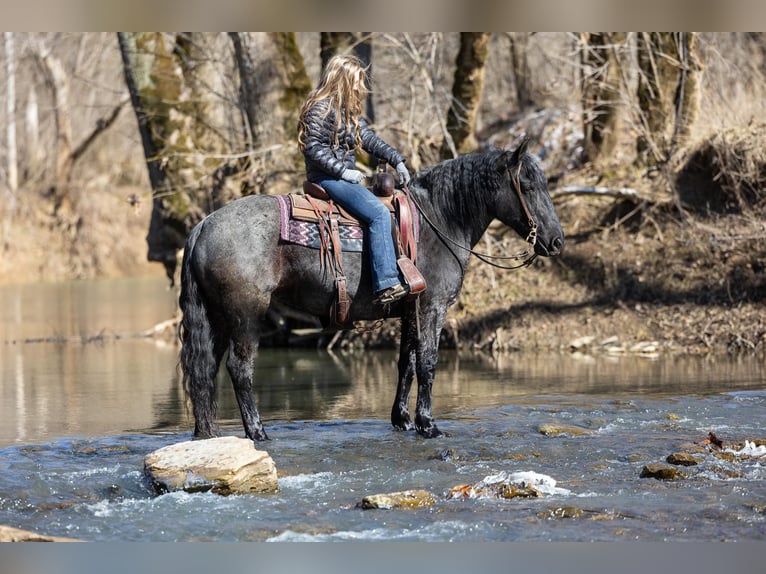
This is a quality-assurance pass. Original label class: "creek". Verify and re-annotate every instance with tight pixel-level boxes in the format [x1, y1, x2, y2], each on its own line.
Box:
[1, 277, 764, 541]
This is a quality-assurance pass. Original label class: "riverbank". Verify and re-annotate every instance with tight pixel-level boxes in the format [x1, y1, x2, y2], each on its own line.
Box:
[338, 195, 766, 356]
[2, 140, 764, 357]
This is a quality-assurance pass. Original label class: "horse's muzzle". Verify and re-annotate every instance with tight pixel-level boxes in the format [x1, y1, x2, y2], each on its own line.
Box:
[536, 235, 563, 257]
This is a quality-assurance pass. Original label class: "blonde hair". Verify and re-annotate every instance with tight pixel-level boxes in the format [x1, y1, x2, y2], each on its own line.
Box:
[297, 54, 370, 152]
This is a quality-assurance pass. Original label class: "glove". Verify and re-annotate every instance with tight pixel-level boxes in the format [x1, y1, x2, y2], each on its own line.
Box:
[341, 168, 365, 184]
[395, 162, 411, 185]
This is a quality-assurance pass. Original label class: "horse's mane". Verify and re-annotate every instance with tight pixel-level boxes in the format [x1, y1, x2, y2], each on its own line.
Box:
[415, 149, 543, 227]
[414, 151, 502, 226]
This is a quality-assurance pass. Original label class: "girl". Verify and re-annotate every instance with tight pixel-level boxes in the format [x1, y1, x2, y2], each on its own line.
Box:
[297, 54, 411, 305]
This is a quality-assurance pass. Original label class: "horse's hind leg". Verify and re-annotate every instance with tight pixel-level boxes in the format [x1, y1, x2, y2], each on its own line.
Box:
[191, 337, 228, 438]
[226, 330, 268, 442]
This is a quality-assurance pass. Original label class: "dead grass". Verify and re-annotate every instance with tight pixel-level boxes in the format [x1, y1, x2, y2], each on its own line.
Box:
[0, 185, 164, 285]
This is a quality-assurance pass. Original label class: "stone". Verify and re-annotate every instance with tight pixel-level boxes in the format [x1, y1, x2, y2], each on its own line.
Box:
[144, 436, 278, 495]
[449, 470, 569, 499]
[538, 506, 585, 519]
[640, 464, 682, 480]
[538, 423, 594, 437]
[666, 452, 702, 466]
[360, 490, 436, 510]
[0, 524, 81, 542]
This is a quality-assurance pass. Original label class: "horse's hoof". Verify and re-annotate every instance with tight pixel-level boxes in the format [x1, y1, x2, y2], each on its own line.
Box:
[392, 420, 415, 432]
[417, 426, 446, 439]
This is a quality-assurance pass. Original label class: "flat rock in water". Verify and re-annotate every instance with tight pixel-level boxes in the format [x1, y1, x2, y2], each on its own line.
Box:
[0, 524, 81, 542]
[360, 490, 436, 509]
[538, 423, 594, 437]
[144, 436, 278, 495]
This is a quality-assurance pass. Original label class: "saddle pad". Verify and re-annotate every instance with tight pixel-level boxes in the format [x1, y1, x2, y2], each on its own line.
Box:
[275, 195, 364, 252]
[274, 193, 420, 255]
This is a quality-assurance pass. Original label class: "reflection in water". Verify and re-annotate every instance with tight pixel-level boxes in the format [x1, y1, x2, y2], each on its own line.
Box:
[1, 277, 765, 447]
[0, 277, 180, 447]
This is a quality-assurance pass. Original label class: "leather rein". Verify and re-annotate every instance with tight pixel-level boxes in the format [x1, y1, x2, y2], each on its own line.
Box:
[403, 164, 538, 270]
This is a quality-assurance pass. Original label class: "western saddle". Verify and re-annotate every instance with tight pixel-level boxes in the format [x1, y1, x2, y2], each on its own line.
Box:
[294, 168, 426, 327]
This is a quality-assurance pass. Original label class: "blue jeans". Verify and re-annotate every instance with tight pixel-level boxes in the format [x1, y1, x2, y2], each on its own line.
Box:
[319, 178, 400, 293]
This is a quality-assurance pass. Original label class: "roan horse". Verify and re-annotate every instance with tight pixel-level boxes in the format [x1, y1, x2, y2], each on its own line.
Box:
[179, 139, 564, 441]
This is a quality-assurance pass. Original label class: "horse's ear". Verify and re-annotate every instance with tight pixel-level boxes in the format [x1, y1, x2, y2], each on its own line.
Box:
[510, 136, 530, 165]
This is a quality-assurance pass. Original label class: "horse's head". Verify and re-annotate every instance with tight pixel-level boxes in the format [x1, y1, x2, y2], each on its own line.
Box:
[496, 139, 564, 257]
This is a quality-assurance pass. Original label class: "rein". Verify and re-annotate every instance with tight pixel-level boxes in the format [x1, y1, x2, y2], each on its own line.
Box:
[402, 165, 538, 271]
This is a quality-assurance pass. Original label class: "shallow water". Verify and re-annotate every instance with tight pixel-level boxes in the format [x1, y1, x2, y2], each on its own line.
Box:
[1, 278, 765, 542]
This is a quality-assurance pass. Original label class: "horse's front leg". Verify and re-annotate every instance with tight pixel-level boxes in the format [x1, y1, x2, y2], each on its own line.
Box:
[414, 306, 447, 438]
[391, 306, 418, 431]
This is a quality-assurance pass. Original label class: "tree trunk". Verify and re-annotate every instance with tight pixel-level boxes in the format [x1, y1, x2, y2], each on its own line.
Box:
[118, 32, 228, 282]
[580, 32, 625, 163]
[508, 32, 532, 109]
[635, 32, 699, 166]
[32, 37, 125, 216]
[32, 40, 73, 212]
[5, 33, 18, 194]
[441, 32, 490, 159]
[24, 85, 42, 183]
[672, 32, 701, 145]
[230, 32, 311, 194]
[2, 33, 17, 252]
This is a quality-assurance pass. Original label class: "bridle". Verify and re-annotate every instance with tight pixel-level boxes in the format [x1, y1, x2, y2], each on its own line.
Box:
[512, 163, 538, 248]
[402, 163, 538, 271]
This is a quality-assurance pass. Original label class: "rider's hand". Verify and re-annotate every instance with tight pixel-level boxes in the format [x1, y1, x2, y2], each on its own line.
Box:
[395, 162, 411, 185]
[341, 168, 365, 184]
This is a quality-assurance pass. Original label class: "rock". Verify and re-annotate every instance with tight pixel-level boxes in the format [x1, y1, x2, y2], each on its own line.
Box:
[538, 423, 594, 437]
[360, 490, 436, 510]
[450, 480, 544, 500]
[449, 470, 570, 499]
[538, 506, 585, 519]
[712, 451, 737, 463]
[629, 341, 660, 356]
[677, 441, 708, 454]
[640, 464, 683, 480]
[144, 436, 278, 495]
[666, 452, 702, 466]
[0, 524, 81, 542]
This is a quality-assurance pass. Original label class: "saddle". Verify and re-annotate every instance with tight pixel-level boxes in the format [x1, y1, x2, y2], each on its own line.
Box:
[293, 176, 426, 327]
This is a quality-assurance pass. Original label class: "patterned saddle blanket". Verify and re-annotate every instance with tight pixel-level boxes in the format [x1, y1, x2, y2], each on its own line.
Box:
[274, 192, 419, 254]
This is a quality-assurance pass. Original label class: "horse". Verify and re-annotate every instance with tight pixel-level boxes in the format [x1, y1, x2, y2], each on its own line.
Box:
[178, 138, 564, 441]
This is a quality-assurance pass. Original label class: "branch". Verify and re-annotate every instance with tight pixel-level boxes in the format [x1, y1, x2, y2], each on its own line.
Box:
[70, 97, 130, 163]
[550, 185, 644, 202]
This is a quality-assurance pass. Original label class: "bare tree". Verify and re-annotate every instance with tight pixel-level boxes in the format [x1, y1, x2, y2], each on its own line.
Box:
[635, 32, 701, 166]
[29, 35, 128, 215]
[580, 32, 625, 163]
[441, 32, 490, 158]
[5, 33, 17, 194]
[118, 32, 230, 281]
[2, 33, 17, 251]
[508, 32, 533, 109]
[230, 32, 311, 164]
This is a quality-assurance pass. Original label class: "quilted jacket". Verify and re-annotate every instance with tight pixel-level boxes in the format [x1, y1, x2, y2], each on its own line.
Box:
[301, 99, 405, 183]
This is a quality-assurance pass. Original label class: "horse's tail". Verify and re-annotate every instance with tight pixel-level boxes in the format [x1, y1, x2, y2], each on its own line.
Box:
[178, 219, 218, 437]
